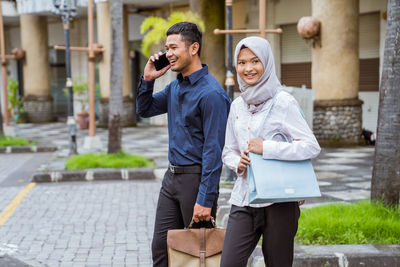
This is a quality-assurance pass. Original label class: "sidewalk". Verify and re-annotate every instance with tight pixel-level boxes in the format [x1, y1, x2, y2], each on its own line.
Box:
[1, 122, 398, 266]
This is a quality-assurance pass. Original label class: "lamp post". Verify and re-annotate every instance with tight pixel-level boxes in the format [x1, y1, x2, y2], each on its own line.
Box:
[53, 0, 78, 155]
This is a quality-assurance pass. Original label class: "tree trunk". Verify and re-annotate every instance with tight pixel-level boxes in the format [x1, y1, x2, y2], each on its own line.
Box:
[371, 0, 400, 206]
[107, 0, 123, 153]
[190, 0, 225, 87]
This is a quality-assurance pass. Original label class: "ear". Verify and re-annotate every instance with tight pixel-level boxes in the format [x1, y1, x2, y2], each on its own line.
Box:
[190, 42, 200, 56]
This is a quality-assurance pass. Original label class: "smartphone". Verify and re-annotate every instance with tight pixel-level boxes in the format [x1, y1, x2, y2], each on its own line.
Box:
[153, 53, 170, 71]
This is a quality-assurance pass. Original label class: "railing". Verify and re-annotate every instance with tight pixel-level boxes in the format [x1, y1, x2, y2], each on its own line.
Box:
[282, 85, 314, 130]
[15, 0, 87, 15]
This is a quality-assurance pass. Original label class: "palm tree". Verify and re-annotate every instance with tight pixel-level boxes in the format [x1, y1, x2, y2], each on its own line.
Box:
[140, 12, 205, 58]
[371, 0, 400, 206]
[107, 0, 123, 153]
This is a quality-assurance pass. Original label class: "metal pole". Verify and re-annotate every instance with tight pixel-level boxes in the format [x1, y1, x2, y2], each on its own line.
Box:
[225, 0, 234, 101]
[0, 1, 9, 126]
[225, 0, 235, 182]
[63, 13, 77, 155]
[88, 0, 96, 137]
[259, 0, 266, 38]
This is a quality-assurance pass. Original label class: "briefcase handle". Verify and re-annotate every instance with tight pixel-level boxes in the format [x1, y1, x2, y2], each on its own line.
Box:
[187, 216, 216, 229]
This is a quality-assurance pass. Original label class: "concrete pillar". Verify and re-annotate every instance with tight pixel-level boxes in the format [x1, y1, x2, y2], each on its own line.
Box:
[312, 0, 363, 145]
[20, 14, 53, 122]
[97, 2, 134, 126]
[190, 0, 225, 86]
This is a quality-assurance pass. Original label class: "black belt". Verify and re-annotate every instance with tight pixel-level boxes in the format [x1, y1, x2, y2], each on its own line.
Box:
[168, 164, 202, 174]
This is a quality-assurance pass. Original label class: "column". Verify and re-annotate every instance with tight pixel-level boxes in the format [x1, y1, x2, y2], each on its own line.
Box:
[20, 14, 53, 122]
[190, 0, 225, 86]
[312, 0, 362, 145]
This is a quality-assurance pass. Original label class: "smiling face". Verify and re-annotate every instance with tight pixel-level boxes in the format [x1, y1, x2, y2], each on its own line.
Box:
[165, 34, 197, 76]
[237, 48, 264, 86]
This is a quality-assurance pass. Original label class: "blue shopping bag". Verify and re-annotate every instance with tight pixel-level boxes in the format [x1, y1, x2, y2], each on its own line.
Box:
[248, 150, 321, 204]
[247, 92, 321, 204]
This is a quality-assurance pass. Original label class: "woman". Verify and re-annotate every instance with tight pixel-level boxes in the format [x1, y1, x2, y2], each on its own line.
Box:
[220, 36, 321, 267]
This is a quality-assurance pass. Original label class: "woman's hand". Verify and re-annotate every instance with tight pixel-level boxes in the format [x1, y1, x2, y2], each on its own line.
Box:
[237, 151, 250, 173]
[248, 138, 263, 154]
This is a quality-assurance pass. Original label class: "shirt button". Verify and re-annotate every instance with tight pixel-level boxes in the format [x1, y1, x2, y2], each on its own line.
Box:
[236, 116, 238, 119]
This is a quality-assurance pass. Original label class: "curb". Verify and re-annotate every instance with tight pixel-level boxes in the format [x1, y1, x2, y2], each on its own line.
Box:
[249, 244, 400, 267]
[32, 168, 156, 183]
[0, 146, 57, 154]
[0, 254, 30, 267]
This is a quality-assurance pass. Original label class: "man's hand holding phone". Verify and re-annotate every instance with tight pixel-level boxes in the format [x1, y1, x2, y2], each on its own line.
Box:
[143, 51, 171, 81]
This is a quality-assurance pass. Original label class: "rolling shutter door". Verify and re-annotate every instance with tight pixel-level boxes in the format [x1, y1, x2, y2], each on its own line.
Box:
[280, 24, 312, 87]
[359, 12, 380, 91]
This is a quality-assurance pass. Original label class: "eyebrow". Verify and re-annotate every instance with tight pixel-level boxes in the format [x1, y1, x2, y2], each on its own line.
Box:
[238, 56, 259, 61]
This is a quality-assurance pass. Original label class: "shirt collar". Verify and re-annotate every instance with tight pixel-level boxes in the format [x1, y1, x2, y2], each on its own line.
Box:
[177, 64, 208, 84]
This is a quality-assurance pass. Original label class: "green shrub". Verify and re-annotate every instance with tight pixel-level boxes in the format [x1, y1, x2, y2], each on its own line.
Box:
[296, 201, 400, 245]
[65, 151, 154, 170]
[0, 136, 36, 147]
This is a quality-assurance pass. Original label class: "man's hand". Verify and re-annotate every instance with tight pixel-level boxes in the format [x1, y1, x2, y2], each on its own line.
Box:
[248, 137, 263, 154]
[143, 51, 171, 81]
[192, 203, 212, 223]
[237, 150, 250, 173]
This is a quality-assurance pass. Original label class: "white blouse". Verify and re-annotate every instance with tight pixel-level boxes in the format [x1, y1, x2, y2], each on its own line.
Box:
[221, 91, 321, 208]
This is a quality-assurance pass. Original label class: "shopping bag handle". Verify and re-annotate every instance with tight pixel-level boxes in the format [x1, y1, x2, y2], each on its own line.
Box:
[187, 216, 216, 229]
[270, 132, 290, 143]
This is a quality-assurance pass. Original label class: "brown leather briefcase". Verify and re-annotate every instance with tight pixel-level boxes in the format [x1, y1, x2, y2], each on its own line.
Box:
[167, 217, 226, 267]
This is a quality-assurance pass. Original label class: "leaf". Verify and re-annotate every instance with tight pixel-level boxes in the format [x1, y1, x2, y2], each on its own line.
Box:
[140, 11, 206, 57]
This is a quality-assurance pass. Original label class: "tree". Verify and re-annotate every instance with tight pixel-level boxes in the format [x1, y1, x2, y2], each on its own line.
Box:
[140, 11, 205, 58]
[371, 0, 400, 206]
[107, 0, 123, 153]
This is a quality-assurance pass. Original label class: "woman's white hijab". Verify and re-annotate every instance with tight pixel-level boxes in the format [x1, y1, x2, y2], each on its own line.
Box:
[234, 36, 282, 112]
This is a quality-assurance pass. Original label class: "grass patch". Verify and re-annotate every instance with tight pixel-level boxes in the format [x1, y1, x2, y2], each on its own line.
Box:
[65, 151, 154, 170]
[296, 201, 400, 245]
[0, 136, 36, 147]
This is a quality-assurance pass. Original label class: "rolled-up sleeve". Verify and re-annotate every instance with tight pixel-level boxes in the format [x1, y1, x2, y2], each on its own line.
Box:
[197, 91, 230, 207]
[262, 97, 321, 161]
[136, 77, 169, 117]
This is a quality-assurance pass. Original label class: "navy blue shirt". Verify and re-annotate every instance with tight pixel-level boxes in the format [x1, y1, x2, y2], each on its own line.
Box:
[136, 65, 231, 207]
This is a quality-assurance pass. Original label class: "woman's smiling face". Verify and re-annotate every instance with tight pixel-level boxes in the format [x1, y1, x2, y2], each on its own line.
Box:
[237, 48, 264, 86]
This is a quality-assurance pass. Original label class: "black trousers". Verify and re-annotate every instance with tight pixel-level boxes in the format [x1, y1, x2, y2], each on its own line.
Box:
[151, 169, 218, 267]
[220, 202, 300, 267]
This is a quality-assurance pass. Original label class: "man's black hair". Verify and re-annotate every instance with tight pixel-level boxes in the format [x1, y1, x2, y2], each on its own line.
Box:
[166, 22, 202, 57]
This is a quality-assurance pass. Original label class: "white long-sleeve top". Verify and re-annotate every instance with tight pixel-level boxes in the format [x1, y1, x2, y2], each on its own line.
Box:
[222, 91, 321, 207]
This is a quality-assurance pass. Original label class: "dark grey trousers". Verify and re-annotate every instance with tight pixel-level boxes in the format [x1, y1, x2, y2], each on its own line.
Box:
[220, 202, 300, 267]
[151, 169, 218, 267]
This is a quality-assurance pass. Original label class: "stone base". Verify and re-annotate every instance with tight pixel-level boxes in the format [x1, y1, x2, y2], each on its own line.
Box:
[98, 96, 135, 127]
[23, 95, 54, 123]
[313, 98, 363, 146]
[83, 135, 103, 151]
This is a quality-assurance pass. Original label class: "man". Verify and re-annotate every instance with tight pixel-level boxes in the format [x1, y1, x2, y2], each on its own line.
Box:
[136, 22, 231, 266]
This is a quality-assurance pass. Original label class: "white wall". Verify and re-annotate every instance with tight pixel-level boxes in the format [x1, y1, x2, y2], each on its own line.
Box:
[359, 92, 379, 132]
[128, 14, 146, 41]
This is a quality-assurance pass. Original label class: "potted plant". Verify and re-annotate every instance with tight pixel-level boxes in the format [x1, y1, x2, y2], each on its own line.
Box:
[63, 79, 89, 129]
[7, 78, 28, 123]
